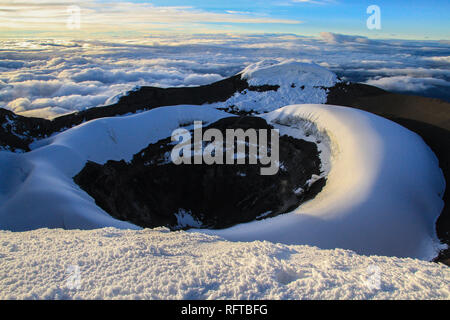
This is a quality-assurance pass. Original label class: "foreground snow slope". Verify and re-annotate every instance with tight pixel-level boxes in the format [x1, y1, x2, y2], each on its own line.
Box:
[0, 228, 448, 300]
[0, 104, 445, 259]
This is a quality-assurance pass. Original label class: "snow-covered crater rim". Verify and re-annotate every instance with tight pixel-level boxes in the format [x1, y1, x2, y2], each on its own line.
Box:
[0, 103, 445, 260]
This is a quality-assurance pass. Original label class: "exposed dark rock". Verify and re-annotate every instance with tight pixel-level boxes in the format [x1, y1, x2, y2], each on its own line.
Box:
[0, 108, 51, 152]
[73, 116, 324, 230]
[325, 82, 387, 105]
[216, 105, 257, 116]
[248, 84, 279, 92]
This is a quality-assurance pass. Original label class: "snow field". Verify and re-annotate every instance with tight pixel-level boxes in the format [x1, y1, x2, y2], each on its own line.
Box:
[0, 228, 448, 300]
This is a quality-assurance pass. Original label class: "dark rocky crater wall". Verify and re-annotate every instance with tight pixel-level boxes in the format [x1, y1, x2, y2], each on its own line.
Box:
[74, 116, 325, 230]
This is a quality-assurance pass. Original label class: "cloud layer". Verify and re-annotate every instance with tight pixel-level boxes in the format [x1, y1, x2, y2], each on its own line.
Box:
[0, 34, 449, 118]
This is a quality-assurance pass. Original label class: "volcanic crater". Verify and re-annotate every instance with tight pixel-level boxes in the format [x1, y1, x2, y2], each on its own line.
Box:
[74, 116, 325, 230]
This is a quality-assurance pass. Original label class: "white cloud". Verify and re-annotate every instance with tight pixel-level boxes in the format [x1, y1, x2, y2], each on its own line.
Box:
[0, 60, 25, 69]
[17, 106, 73, 119]
[183, 73, 224, 86]
[422, 56, 450, 64]
[365, 76, 450, 92]
[319, 32, 377, 45]
[6, 97, 31, 112]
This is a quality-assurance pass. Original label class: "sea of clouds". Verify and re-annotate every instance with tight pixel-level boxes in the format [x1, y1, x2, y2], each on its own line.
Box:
[0, 32, 449, 119]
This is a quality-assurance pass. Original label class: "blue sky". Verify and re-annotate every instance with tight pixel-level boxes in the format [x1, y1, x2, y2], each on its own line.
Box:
[1, 0, 449, 40]
[124, 0, 450, 39]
